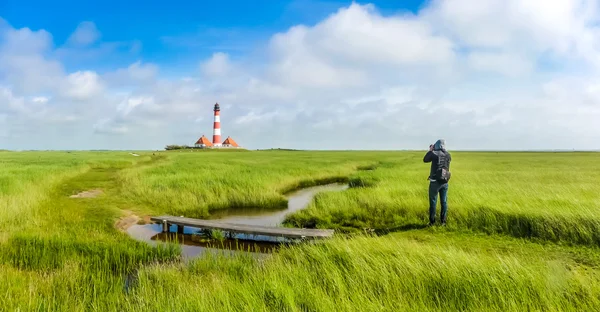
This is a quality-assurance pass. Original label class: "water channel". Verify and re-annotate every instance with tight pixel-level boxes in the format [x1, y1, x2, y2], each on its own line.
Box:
[127, 183, 348, 259]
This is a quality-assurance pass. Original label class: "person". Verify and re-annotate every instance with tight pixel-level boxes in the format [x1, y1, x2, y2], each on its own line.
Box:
[423, 139, 451, 226]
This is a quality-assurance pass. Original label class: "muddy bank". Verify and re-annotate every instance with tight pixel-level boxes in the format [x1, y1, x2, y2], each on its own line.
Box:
[115, 210, 152, 232]
[70, 189, 103, 198]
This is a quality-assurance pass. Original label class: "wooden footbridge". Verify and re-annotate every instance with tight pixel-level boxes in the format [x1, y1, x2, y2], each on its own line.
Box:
[150, 215, 335, 240]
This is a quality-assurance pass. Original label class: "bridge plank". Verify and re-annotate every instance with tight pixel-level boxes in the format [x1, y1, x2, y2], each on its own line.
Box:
[150, 215, 334, 239]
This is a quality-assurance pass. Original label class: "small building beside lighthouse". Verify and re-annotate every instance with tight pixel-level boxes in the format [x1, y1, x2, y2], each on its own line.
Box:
[222, 136, 239, 148]
[194, 135, 213, 148]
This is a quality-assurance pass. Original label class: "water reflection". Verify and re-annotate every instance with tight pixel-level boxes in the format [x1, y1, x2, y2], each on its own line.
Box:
[127, 222, 281, 259]
[127, 183, 347, 258]
[211, 183, 349, 226]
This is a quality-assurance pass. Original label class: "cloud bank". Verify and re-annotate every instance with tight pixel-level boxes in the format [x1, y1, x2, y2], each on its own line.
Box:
[1, 1, 599, 150]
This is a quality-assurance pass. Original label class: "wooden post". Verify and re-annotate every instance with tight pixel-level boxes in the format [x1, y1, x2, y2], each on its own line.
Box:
[162, 220, 168, 233]
[177, 225, 184, 234]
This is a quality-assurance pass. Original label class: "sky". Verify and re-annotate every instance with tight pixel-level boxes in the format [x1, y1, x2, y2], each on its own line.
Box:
[1, 0, 599, 151]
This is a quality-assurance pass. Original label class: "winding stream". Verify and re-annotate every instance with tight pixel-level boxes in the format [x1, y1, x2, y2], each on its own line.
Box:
[127, 183, 348, 258]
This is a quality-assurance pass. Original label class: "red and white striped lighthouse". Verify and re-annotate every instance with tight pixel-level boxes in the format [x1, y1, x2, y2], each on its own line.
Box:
[212, 103, 222, 146]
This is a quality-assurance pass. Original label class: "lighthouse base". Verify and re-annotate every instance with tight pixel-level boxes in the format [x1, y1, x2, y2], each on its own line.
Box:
[191, 145, 242, 149]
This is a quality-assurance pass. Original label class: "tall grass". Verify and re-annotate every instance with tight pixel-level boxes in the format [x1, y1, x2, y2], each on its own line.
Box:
[285, 152, 600, 246]
[117, 151, 382, 218]
[1, 150, 600, 311]
[118, 151, 600, 246]
[0, 152, 146, 240]
[4, 232, 598, 311]
[1, 233, 178, 272]
[0, 151, 181, 310]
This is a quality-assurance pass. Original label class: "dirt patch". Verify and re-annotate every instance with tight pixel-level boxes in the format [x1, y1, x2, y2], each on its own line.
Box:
[116, 210, 152, 231]
[116, 210, 141, 231]
[70, 189, 103, 198]
[139, 215, 152, 224]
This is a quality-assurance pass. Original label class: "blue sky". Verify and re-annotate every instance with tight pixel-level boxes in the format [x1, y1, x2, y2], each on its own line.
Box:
[1, 0, 425, 73]
[0, 0, 599, 150]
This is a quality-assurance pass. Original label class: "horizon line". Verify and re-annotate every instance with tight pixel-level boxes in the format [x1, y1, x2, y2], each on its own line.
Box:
[1, 148, 598, 152]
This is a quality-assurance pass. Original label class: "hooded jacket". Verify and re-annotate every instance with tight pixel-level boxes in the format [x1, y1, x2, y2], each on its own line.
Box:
[423, 139, 451, 182]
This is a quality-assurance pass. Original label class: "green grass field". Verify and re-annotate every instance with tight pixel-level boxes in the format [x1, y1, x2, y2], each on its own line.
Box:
[1, 150, 599, 311]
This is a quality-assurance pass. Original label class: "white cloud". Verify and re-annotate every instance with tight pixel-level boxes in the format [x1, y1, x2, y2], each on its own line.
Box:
[117, 95, 156, 116]
[32, 96, 49, 104]
[54, 21, 141, 66]
[126, 61, 157, 81]
[423, 0, 600, 69]
[93, 118, 128, 134]
[268, 24, 369, 89]
[1, 1, 600, 150]
[62, 70, 104, 100]
[467, 52, 533, 77]
[67, 21, 100, 46]
[103, 61, 158, 87]
[306, 4, 455, 66]
[0, 25, 65, 94]
[200, 52, 232, 77]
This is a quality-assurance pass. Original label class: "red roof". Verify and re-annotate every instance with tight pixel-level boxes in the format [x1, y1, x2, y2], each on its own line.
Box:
[223, 136, 239, 147]
[195, 135, 213, 146]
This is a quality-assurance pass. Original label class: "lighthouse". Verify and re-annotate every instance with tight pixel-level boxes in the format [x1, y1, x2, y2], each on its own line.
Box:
[191, 102, 241, 149]
[212, 103, 222, 146]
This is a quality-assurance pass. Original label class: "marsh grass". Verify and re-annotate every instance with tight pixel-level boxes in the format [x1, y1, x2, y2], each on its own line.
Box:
[1, 233, 178, 273]
[2, 150, 600, 311]
[7, 231, 587, 311]
[117, 151, 383, 218]
[117, 150, 600, 246]
[0, 152, 181, 310]
[121, 232, 600, 311]
[0, 152, 150, 242]
[202, 228, 227, 242]
[284, 152, 600, 245]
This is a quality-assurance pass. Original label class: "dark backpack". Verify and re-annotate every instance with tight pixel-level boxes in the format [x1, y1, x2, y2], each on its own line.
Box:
[435, 152, 451, 183]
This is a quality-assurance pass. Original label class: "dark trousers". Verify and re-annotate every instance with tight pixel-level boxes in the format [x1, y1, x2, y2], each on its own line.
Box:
[429, 181, 448, 224]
